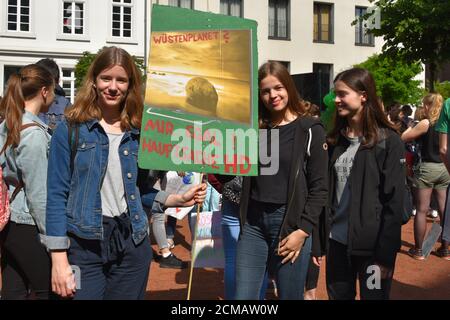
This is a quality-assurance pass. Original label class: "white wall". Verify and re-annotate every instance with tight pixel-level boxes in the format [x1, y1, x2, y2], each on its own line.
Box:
[0, 0, 147, 96]
[0, 0, 147, 55]
[1, 0, 384, 96]
[241, 0, 383, 75]
[154, 0, 382, 75]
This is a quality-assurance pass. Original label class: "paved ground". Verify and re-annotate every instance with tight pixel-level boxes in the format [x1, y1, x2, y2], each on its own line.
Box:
[145, 216, 450, 300]
[1, 216, 447, 300]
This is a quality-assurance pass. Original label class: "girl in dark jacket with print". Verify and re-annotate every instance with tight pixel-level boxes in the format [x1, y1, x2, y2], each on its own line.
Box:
[326, 68, 405, 300]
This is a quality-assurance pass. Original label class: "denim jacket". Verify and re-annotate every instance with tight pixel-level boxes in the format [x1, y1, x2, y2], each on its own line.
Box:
[0, 111, 51, 234]
[43, 119, 168, 250]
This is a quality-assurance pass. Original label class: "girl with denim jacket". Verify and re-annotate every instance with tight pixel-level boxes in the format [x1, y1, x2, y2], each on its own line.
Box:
[43, 47, 206, 300]
[0, 64, 55, 299]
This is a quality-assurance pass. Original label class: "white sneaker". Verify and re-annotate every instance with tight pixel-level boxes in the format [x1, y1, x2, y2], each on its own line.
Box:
[412, 209, 416, 216]
[167, 238, 175, 249]
[430, 210, 438, 218]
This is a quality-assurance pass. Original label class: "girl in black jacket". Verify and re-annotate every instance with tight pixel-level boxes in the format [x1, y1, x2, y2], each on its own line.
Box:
[326, 68, 405, 300]
[234, 61, 328, 300]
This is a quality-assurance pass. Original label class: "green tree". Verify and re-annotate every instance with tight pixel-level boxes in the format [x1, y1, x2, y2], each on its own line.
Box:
[354, 54, 423, 106]
[74, 51, 96, 89]
[435, 81, 450, 100]
[74, 47, 146, 90]
[367, 0, 450, 92]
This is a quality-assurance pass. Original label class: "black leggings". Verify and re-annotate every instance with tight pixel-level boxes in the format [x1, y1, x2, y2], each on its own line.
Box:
[305, 256, 320, 291]
[326, 239, 395, 300]
[1, 222, 53, 300]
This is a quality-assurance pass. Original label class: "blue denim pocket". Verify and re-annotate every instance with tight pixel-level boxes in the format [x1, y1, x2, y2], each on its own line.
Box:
[75, 142, 96, 171]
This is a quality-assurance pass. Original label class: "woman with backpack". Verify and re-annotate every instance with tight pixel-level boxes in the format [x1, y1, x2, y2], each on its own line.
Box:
[233, 61, 328, 300]
[0, 64, 55, 299]
[42, 46, 206, 300]
[326, 68, 405, 300]
[401, 93, 450, 260]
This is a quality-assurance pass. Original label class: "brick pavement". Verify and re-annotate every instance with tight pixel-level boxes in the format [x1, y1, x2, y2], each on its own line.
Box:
[146, 216, 450, 300]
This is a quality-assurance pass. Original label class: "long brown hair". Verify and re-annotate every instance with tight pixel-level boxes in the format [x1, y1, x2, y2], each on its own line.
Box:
[0, 64, 54, 153]
[65, 46, 143, 130]
[327, 68, 397, 147]
[258, 61, 308, 128]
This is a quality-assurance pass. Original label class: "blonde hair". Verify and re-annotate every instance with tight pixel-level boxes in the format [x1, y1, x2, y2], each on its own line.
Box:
[422, 93, 443, 125]
[65, 46, 143, 130]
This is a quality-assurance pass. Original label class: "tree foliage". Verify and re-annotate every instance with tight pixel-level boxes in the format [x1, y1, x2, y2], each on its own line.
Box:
[354, 54, 424, 106]
[435, 81, 450, 100]
[74, 47, 146, 90]
[368, 0, 450, 91]
[74, 51, 96, 89]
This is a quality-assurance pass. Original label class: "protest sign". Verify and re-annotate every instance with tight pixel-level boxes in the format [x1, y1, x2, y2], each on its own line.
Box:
[191, 210, 224, 268]
[139, 5, 259, 176]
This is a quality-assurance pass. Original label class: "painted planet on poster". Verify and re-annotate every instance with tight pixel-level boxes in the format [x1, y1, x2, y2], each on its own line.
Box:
[185, 77, 219, 117]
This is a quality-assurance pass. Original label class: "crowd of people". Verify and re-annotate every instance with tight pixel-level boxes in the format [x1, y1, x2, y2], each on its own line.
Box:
[0, 46, 448, 300]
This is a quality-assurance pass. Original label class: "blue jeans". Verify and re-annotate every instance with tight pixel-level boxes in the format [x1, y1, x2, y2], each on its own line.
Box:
[68, 213, 152, 300]
[221, 200, 241, 300]
[235, 200, 311, 300]
[221, 199, 268, 300]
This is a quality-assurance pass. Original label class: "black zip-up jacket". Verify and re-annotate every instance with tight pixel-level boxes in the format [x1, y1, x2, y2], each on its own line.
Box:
[239, 117, 329, 255]
[328, 129, 405, 268]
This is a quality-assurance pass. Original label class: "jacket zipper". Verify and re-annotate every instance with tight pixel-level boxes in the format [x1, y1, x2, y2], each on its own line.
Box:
[280, 158, 301, 243]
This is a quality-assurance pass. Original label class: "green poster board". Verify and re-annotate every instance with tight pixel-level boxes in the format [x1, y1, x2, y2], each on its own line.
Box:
[138, 5, 258, 176]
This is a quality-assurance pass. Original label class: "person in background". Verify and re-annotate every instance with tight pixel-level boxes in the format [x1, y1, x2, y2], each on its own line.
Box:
[388, 104, 409, 134]
[434, 97, 450, 260]
[402, 93, 449, 260]
[0, 64, 55, 299]
[304, 101, 321, 118]
[36, 58, 71, 130]
[401, 104, 414, 128]
[152, 171, 189, 269]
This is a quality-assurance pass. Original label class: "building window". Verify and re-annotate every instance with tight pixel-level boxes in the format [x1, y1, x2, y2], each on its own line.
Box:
[7, 0, 30, 32]
[112, 0, 133, 38]
[313, 2, 333, 43]
[168, 0, 193, 9]
[3, 65, 22, 92]
[61, 68, 76, 104]
[63, 1, 84, 35]
[313, 62, 333, 88]
[269, 0, 289, 39]
[355, 7, 375, 46]
[220, 0, 242, 17]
